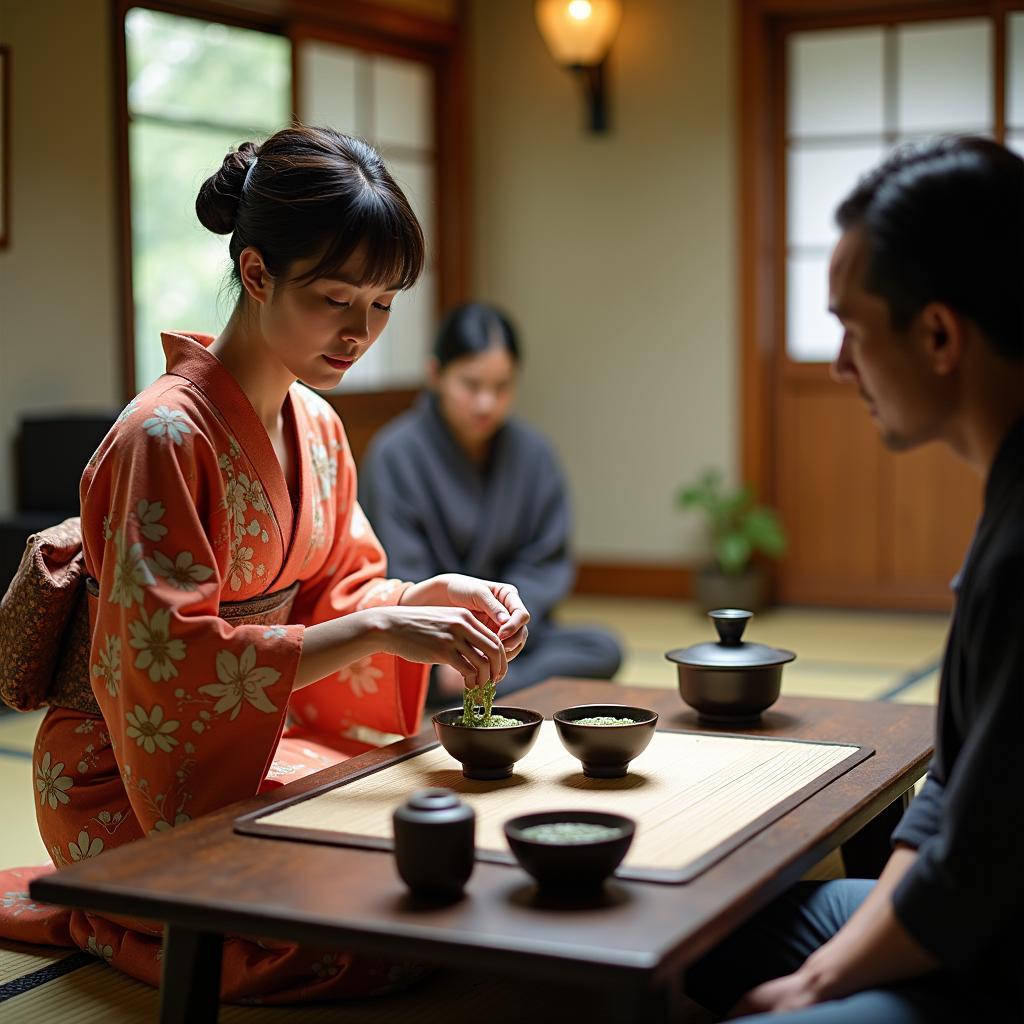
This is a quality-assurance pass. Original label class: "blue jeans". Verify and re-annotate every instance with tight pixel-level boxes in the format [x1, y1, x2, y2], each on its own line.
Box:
[685, 880, 1015, 1023]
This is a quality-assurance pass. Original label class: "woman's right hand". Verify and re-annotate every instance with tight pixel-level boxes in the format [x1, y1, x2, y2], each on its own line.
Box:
[373, 605, 508, 688]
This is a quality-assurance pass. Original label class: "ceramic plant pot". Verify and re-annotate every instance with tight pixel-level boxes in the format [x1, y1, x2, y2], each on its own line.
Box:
[694, 565, 767, 614]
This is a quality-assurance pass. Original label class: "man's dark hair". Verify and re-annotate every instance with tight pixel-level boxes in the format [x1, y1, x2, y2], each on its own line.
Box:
[835, 137, 1024, 361]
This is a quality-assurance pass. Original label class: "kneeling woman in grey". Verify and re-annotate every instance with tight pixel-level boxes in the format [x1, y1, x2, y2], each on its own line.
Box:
[360, 303, 622, 706]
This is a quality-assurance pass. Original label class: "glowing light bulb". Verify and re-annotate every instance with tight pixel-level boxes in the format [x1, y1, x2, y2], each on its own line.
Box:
[536, 0, 621, 68]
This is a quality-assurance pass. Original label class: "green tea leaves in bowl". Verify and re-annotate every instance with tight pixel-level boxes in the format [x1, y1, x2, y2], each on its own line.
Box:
[457, 681, 521, 728]
[518, 821, 626, 844]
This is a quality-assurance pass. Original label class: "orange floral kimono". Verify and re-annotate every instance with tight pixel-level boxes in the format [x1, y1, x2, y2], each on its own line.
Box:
[0, 332, 429, 1003]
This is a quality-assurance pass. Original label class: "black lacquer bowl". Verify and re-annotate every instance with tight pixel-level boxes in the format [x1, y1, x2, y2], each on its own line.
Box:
[432, 707, 543, 780]
[504, 810, 636, 889]
[553, 704, 659, 778]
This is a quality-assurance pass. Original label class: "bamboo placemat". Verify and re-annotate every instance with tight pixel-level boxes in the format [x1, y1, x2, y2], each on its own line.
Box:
[237, 725, 871, 883]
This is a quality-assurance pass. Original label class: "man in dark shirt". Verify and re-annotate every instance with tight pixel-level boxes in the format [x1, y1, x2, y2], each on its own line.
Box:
[686, 137, 1024, 1021]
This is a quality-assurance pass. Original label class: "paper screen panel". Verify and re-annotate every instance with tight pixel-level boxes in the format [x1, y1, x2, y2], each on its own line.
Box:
[787, 28, 885, 138]
[298, 41, 361, 135]
[896, 19, 992, 134]
[1010, 13, 1024, 129]
[252, 724, 868, 882]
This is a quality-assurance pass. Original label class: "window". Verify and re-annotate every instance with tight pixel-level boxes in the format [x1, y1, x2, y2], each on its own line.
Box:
[785, 17, 1003, 363]
[125, 8, 291, 391]
[1009, 12, 1024, 156]
[296, 39, 439, 393]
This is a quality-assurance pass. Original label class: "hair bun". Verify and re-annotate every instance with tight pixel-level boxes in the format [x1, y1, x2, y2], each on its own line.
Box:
[195, 140, 259, 235]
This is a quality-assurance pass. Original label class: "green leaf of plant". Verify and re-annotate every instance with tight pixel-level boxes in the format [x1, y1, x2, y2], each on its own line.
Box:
[677, 484, 704, 507]
[745, 508, 787, 556]
[677, 468, 723, 511]
[677, 470, 785, 569]
[715, 533, 752, 575]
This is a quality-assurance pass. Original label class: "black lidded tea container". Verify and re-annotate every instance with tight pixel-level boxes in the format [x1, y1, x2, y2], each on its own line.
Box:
[665, 609, 796, 724]
[392, 787, 475, 898]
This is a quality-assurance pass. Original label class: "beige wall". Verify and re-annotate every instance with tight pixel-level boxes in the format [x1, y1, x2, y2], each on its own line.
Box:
[0, 0, 121, 516]
[468, 0, 737, 563]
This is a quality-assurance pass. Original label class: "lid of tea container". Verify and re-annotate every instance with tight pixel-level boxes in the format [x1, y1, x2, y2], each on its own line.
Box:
[405, 788, 463, 812]
[394, 787, 475, 827]
[665, 610, 796, 669]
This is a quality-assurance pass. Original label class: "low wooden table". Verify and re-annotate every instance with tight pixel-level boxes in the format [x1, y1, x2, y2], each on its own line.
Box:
[30, 680, 934, 1023]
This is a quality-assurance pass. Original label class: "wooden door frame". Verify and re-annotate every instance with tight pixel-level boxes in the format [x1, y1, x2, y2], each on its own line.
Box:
[112, 0, 468, 410]
[739, 0, 1020, 602]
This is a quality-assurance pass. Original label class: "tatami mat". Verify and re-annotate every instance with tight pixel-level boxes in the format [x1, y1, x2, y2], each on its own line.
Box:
[889, 667, 941, 705]
[0, 710, 48, 866]
[0, 938, 70, 984]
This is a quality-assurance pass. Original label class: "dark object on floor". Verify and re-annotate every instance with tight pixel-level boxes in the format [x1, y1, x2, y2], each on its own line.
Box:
[0, 411, 118, 592]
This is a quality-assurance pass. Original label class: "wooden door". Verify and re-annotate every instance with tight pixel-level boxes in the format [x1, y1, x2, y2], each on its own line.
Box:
[776, 366, 981, 610]
[741, 1, 1020, 612]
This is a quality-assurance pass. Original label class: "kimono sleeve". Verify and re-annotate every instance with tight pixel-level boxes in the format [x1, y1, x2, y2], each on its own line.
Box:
[288, 426, 428, 739]
[83, 400, 304, 835]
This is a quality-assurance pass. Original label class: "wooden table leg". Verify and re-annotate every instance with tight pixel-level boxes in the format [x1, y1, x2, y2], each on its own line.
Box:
[159, 924, 223, 1024]
[842, 789, 913, 879]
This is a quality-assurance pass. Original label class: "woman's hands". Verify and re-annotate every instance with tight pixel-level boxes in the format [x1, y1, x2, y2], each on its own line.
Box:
[401, 573, 530, 662]
[296, 573, 530, 693]
[373, 605, 508, 688]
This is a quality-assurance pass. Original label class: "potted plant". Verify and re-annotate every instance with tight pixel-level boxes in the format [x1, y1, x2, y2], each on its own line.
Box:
[676, 469, 787, 613]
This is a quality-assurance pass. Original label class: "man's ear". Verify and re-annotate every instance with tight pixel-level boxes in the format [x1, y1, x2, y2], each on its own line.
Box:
[238, 247, 271, 306]
[425, 356, 440, 390]
[920, 302, 963, 376]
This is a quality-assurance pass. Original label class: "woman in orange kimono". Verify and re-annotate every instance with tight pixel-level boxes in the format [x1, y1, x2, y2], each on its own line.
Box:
[0, 126, 529, 1003]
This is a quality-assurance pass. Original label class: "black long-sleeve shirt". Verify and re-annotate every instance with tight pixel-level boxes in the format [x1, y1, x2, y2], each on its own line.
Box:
[890, 416, 1024, 1010]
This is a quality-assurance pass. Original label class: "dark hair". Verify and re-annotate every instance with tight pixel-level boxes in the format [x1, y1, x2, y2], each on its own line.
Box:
[433, 303, 521, 370]
[835, 136, 1024, 361]
[196, 125, 424, 293]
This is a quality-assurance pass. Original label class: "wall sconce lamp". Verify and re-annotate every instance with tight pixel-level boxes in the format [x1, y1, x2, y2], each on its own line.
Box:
[535, 0, 623, 133]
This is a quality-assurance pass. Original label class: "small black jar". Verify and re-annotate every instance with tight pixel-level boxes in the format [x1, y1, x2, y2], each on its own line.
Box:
[392, 787, 476, 899]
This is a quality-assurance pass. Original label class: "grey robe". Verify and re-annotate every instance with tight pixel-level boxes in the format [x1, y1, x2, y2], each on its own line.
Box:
[359, 394, 621, 695]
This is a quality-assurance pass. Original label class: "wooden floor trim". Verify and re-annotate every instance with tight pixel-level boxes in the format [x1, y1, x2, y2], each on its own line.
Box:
[575, 562, 692, 600]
